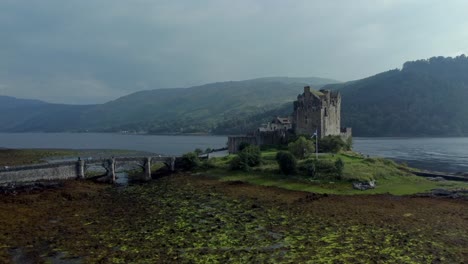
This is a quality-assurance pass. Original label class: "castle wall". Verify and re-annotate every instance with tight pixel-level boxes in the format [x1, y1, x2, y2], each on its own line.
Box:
[255, 131, 290, 146]
[227, 136, 257, 154]
[228, 131, 293, 154]
[323, 92, 341, 136]
[293, 87, 342, 138]
[292, 87, 324, 137]
[340, 127, 352, 141]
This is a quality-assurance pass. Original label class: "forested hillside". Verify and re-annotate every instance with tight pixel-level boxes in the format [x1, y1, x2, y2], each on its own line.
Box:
[2, 55, 468, 136]
[332, 55, 468, 136]
[0, 77, 335, 133]
[213, 55, 468, 136]
[0, 97, 89, 132]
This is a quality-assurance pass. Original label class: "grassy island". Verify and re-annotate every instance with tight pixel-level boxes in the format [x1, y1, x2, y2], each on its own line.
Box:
[201, 149, 468, 195]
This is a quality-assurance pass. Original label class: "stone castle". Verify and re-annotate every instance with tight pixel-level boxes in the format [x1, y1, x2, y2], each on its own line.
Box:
[293, 86, 350, 138]
[228, 86, 352, 153]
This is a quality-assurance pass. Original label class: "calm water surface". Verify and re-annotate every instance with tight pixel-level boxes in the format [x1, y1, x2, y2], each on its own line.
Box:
[0, 133, 227, 156]
[353, 137, 468, 173]
[0, 133, 467, 172]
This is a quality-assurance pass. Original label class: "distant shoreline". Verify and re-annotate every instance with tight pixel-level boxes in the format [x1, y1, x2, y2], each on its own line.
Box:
[3, 131, 468, 138]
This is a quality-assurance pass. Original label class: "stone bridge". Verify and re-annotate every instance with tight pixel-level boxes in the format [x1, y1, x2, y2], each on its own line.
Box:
[0, 156, 179, 185]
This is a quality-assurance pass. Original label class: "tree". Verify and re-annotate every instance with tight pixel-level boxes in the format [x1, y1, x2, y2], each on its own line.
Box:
[335, 158, 344, 179]
[194, 148, 203, 156]
[276, 151, 297, 175]
[298, 158, 344, 180]
[180, 152, 201, 170]
[299, 159, 316, 177]
[345, 137, 353, 151]
[319, 136, 346, 153]
[230, 145, 262, 171]
[238, 142, 251, 151]
[288, 136, 315, 159]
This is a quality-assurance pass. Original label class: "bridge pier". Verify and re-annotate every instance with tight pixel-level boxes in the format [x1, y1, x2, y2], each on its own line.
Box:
[171, 157, 176, 172]
[108, 158, 116, 184]
[77, 158, 85, 179]
[143, 157, 152, 181]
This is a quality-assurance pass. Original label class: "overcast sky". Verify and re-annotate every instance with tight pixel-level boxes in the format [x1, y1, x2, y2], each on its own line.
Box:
[1, 0, 467, 104]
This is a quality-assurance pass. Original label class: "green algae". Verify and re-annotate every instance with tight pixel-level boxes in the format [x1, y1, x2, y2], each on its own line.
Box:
[0, 176, 467, 263]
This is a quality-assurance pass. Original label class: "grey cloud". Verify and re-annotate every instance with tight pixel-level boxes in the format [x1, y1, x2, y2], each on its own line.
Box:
[1, 0, 468, 103]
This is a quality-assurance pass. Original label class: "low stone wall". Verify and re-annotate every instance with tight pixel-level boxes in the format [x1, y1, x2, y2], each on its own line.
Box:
[0, 162, 79, 184]
[0, 156, 179, 185]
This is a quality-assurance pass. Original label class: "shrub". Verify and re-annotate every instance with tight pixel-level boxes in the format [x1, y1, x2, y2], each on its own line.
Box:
[276, 151, 297, 175]
[335, 158, 344, 179]
[200, 158, 216, 169]
[230, 156, 245, 171]
[240, 145, 262, 166]
[238, 142, 251, 152]
[180, 152, 201, 170]
[299, 158, 344, 180]
[345, 137, 353, 151]
[298, 159, 316, 177]
[288, 136, 315, 159]
[319, 136, 346, 153]
[314, 159, 337, 175]
[194, 148, 203, 156]
[287, 134, 312, 144]
[230, 145, 262, 171]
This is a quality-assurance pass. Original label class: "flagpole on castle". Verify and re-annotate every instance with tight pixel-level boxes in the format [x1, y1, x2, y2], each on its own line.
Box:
[312, 129, 318, 160]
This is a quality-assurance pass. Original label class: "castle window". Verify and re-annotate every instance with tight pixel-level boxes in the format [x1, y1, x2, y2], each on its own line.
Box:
[324, 108, 328, 117]
[305, 116, 308, 124]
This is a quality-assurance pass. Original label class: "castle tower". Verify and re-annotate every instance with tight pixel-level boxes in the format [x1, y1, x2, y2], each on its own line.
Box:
[292, 86, 341, 138]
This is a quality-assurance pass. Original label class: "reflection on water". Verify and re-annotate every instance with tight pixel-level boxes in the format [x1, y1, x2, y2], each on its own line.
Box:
[354, 137, 468, 173]
[115, 172, 128, 185]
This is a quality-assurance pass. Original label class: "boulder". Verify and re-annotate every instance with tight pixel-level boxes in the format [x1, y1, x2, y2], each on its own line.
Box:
[352, 180, 376, 191]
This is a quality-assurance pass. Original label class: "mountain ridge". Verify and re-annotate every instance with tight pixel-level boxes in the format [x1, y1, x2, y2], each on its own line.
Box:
[328, 55, 468, 136]
[0, 77, 337, 133]
[2, 55, 468, 137]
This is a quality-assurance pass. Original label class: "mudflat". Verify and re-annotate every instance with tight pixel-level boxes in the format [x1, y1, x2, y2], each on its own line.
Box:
[0, 175, 466, 263]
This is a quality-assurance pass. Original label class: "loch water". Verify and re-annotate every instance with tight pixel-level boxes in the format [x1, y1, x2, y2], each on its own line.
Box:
[353, 137, 468, 173]
[0, 133, 227, 156]
[0, 133, 467, 173]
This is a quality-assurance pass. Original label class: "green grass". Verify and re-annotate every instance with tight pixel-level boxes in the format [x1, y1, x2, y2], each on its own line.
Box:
[0, 148, 153, 167]
[0, 149, 78, 166]
[260, 150, 278, 161]
[203, 151, 468, 195]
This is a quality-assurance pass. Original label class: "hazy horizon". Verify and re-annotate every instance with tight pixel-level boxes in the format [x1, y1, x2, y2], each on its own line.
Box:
[0, 75, 341, 105]
[1, 1, 468, 104]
